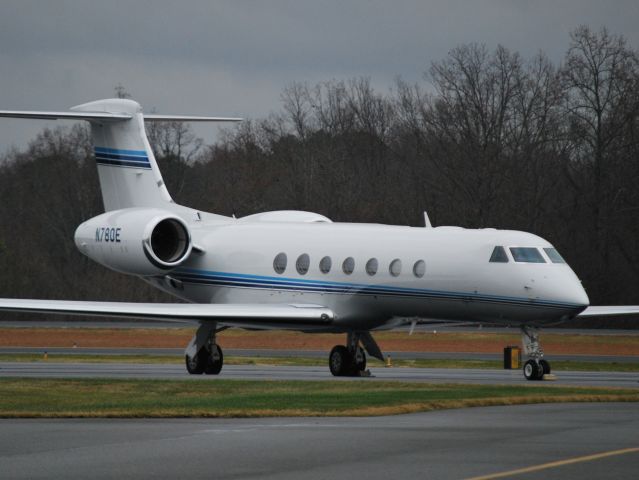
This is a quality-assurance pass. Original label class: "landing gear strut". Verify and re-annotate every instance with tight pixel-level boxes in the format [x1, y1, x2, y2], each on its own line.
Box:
[185, 323, 224, 375]
[329, 332, 383, 377]
[521, 325, 550, 381]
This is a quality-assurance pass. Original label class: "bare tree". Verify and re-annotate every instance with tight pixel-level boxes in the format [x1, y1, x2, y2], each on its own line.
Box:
[561, 26, 639, 298]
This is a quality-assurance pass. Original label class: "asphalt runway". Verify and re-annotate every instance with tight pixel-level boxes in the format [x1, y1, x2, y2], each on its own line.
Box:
[0, 403, 637, 479]
[1, 362, 638, 388]
[3, 346, 638, 364]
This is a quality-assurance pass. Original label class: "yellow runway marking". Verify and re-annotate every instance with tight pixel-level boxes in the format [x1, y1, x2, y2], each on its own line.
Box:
[464, 446, 639, 480]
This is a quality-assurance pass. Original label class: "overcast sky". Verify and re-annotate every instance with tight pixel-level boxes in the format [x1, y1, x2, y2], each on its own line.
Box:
[1, 0, 638, 152]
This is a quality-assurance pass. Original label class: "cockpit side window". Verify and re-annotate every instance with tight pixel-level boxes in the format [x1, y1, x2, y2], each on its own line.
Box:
[489, 246, 509, 263]
[544, 247, 566, 264]
[510, 247, 546, 263]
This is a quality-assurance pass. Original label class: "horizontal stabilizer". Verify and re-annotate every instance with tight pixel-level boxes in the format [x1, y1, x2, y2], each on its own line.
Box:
[578, 306, 639, 317]
[0, 298, 333, 327]
[0, 110, 132, 121]
[0, 111, 242, 123]
[144, 114, 243, 122]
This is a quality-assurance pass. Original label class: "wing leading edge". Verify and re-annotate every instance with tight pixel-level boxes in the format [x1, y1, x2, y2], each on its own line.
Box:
[577, 306, 639, 317]
[0, 299, 334, 328]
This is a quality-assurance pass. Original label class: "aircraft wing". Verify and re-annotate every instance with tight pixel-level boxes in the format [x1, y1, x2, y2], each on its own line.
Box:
[577, 306, 639, 317]
[0, 299, 334, 328]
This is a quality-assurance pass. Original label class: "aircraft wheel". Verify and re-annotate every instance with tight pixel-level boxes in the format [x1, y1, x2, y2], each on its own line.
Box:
[539, 359, 551, 376]
[523, 359, 541, 381]
[204, 345, 224, 375]
[329, 345, 353, 376]
[354, 347, 366, 373]
[185, 350, 206, 374]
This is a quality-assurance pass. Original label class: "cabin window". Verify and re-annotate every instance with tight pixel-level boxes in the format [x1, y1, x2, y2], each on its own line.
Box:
[509, 247, 546, 263]
[365, 258, 378, 276]
[544, 248, 566, 264]
[342, 257, 355, 275]
[319, 256, 332, 274]
[413, 260, 426, 277]
[389, 258, 402, 276]
[273, 252, 287, 274]
[489, 246, 509, 263]
[296, 253, 310, 275]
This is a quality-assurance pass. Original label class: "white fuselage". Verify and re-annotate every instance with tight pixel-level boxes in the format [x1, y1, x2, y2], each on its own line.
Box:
[145, 219, 590, 331]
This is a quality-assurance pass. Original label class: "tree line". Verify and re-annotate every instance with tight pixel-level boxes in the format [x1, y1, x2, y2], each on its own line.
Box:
[1, 26, 638, 326]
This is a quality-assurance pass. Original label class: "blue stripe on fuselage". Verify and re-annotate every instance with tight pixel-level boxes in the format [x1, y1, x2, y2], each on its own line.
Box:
[171, 268, 582, 311]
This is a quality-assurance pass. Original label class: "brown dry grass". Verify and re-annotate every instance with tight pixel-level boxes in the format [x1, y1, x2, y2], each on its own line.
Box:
[1, 327, 638, 356]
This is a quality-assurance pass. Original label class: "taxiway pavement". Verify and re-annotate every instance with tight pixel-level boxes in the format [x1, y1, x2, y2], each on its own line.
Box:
[2, 346, 637, 363]
[0, 403, 637, 479]
[1, 362, 638, 388]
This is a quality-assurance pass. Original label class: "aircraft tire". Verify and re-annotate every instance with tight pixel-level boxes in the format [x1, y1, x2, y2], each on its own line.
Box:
[523, 359, 541, 381]
[539, 359, 551, 376]
[354, 347, 366, 373]
[204, 345, 224, 375]
[185, 350, 206, 374]
[329, 345, 353, 376]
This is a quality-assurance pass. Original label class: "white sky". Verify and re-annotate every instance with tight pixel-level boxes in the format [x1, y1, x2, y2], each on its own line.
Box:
[1, 0, 637, 152]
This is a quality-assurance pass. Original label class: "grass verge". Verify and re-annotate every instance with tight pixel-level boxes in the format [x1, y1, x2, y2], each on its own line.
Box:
[2, 353, 639, 372]
[0, 378, 638, 418]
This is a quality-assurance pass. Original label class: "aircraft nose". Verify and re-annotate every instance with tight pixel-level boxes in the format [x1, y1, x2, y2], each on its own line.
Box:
[572, 284, 589, 306]
[562, 278, 590, 309]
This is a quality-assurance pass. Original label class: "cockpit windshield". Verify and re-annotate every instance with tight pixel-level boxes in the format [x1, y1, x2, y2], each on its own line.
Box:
[544, 247, 566, 264]
[510, 247, 546, 263]
[489, 246, 509, 263]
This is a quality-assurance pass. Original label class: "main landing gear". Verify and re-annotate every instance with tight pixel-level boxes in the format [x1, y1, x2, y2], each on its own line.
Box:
[329, 332, 384, 377]
[521, 325, 551, 381]
[185, 323, 224, 375]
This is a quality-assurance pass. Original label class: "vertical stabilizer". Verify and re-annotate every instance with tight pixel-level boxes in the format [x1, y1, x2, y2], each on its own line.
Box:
[0, 98, 240, 213]
[71, 99, 172, 211]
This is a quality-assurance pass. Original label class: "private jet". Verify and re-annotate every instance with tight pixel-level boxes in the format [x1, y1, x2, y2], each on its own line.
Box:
[1, 98, 638, 380]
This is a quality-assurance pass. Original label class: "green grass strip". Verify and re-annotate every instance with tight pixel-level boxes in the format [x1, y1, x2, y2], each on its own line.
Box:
[2, 353, 639, 372]
[0, 378, 637, 418]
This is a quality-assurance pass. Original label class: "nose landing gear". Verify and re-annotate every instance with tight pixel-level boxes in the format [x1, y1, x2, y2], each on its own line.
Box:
[521, 325, 550, 381]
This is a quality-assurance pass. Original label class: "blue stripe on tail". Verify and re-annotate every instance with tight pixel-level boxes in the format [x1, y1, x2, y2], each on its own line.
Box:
[94, 147, 151, 169]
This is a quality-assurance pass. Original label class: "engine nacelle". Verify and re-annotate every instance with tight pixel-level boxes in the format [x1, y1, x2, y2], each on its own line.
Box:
[74, 208, 192, 276]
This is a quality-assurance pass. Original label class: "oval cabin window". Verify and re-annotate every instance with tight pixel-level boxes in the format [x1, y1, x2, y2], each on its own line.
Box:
[342, 257, 355, 275]
[319, 256, 332, 274]
[296, 253, 310, 275]
[413, 260, 425, 278]
[389, 258, 402, 277]
[365, 258, 378, 276]
[273, 252, 287, 274]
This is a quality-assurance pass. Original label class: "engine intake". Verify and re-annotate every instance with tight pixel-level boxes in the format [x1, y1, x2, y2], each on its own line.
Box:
[147, 217, 191, 266]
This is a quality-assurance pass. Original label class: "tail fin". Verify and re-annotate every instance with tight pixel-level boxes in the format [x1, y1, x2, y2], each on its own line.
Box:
[73, 99, 169, 210]
[0, 98, 241, 211]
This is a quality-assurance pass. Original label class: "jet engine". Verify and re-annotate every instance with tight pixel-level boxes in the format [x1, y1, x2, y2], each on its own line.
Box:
[74, 208, 192, 276]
